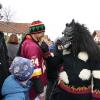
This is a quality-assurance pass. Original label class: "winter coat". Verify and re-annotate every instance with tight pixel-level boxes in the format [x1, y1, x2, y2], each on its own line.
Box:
[7, 43, 19, 64]
[19, 36, 47, 100]
[0, 34, 9, 99]
[2, 75, 30, 100]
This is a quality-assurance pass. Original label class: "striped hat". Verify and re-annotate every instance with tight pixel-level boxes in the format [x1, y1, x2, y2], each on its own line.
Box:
[29, 20, 45, 34]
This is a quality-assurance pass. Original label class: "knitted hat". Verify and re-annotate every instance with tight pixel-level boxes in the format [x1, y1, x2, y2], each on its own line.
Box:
[29, 20, 45, 34]
[9, 57, 34, 81]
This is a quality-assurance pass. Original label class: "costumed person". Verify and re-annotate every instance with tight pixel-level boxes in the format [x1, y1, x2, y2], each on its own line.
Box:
[51, 19, 100, 100]
[2, 57, 34, 100]
[7, 33, 19, 65]
[0, 31, 9, 99]
[17, 20, 49, 100]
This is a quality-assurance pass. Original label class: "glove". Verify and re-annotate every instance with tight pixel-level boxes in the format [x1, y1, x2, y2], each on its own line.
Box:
[40, 41, 49, 53]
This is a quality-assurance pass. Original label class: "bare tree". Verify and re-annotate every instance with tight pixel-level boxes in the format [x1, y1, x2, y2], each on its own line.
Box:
[2, 7, 15, 36]
[0, 3, 3, 20]
[2, 7, 14, 22]
[0, 3, 2, 9]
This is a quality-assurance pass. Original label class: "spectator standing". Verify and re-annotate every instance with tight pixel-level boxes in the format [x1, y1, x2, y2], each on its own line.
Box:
[7, 33, 19, 65]
[17, 20, 49, 100]
[0, 31, 9, 99]
[41, 39, 63, 100]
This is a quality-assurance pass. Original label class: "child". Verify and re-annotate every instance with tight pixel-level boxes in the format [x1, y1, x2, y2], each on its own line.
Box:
[1, 57, 34, 100]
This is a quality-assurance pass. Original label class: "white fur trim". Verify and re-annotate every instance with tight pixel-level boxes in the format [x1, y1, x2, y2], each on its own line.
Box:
[63, 50, 71, 55]
[59, 71, 69, 84]
[78, 52, 88, 62]
[92, 70, 100, 79]
[79, 69, 91, 80]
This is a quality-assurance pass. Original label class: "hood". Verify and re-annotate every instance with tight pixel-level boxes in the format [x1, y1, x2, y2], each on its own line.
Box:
[2, 75, 28, 96]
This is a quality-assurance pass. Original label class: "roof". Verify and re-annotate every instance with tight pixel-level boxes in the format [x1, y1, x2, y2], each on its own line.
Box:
[93, 30, 100, 38]
[0, 21, 30, 34]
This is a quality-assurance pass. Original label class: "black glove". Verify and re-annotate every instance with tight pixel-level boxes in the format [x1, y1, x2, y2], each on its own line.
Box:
[40, 41, 49, 53]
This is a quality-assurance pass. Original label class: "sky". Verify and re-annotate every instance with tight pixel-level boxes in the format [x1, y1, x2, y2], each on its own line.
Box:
[0, 0, 100, 40]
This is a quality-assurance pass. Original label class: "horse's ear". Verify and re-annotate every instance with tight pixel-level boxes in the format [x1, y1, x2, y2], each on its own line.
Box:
[70, 19, 75, 26]
[66, 23, 69, 27]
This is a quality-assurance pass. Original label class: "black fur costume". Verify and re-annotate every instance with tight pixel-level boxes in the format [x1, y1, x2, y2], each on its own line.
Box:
[47, 20, 100, 100]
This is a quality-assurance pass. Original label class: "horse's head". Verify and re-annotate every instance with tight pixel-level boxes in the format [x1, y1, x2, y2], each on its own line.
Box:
[60, 19, 92, 55]
[60, 19, 75, 50]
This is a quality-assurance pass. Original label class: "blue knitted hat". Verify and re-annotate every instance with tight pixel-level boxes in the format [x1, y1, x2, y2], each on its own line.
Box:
[9, 57, 34, 81]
